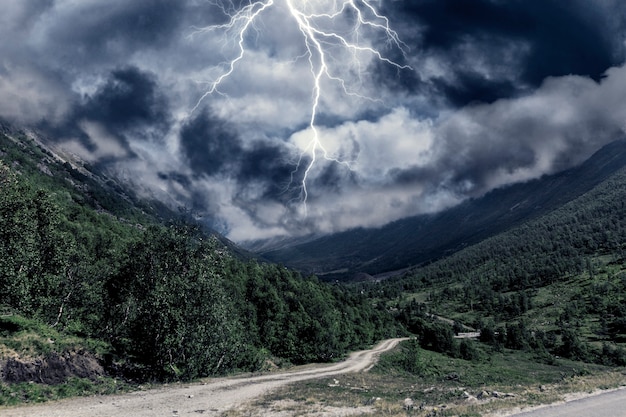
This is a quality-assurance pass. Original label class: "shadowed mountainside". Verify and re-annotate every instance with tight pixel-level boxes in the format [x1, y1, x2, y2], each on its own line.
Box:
[255, 139, 626, 280]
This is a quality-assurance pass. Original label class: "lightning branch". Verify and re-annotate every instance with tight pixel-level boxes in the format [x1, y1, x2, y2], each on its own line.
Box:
[191, 0, 411, 215]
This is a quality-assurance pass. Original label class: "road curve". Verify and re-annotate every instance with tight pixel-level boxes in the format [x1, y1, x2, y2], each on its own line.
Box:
[1, 338, 408, 417]
[501, 387, 626, 417]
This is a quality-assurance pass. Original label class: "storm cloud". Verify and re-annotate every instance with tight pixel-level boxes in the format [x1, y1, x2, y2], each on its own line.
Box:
[380, 0, 624, 106]
[1, 0, 626, 241]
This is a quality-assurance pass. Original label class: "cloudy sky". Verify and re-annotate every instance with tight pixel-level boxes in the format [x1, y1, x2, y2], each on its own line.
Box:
[2, 0, 626, 242]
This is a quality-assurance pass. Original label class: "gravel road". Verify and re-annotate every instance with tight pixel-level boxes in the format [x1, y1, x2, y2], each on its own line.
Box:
[1, 338, 407, 417]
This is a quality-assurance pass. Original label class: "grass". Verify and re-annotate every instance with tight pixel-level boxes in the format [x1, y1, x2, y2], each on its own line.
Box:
[0, 376, 138, 407]
[0, 314, 110, 359]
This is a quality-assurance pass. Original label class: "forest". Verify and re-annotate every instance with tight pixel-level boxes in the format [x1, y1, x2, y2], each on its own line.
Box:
[369, 163, 626, 366]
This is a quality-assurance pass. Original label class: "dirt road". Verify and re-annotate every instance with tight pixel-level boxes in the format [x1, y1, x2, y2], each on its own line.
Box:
[1, 338, 407, 417]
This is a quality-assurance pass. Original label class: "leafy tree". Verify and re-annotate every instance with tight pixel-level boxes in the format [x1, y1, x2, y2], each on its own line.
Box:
[105, 225, 247, 379]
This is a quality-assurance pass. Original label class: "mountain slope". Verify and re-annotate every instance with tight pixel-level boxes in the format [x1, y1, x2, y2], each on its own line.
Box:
[258, 139, 626, 279]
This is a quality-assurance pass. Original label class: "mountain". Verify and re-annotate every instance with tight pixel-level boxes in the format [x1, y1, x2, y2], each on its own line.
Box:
[257, 138, 626, 280]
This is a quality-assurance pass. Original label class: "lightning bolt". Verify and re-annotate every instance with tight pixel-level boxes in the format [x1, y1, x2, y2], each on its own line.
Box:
[190, 0, 411, 215]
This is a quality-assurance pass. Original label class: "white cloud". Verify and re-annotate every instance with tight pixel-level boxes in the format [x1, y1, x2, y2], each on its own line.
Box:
[0, 63, 71, 125]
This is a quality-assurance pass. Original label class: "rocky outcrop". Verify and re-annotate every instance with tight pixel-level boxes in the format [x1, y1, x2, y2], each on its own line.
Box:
[1, 350, 104, 385]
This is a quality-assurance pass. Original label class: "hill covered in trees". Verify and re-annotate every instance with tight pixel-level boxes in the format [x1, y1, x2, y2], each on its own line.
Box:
[0, 128, 400, 383]
[371, 162, 626, 365]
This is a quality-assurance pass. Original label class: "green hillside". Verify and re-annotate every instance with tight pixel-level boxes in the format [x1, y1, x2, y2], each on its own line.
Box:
[373, 164, 626, 365]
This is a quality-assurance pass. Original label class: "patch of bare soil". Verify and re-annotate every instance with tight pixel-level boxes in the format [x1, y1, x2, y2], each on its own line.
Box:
[1, 350, 104, 385]
[227, 399, 374, 417]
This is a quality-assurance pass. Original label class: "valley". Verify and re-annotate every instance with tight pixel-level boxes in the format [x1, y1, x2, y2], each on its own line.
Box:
[1, 127, 626, 417]
[253, 140, 626, 280]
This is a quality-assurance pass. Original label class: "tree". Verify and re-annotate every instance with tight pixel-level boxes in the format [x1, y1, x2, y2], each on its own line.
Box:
[105, 225, 248, 379]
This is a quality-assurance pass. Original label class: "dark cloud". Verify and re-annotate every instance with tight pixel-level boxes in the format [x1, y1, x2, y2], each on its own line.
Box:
[180, 110, 240, 176]
[308, 161, 358, 196]
[240, 144, 313, 210]
[81, 67, 170, 133]
[392, 68, 626, 202]
[436, 139, 538, 196]
[180, 110, 306, 202]
[39, 1, 186, 67]
[381, 0, 625, 106]
[3, 0, 626, 240]
[432, 71, 518, 107]
[372, 62, 421, 95]
[238, 141, 301, 198]
[39, 66, 170, 157]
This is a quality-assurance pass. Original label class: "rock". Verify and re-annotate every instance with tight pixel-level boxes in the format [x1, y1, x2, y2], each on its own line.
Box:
[477, 390, 490, 399]
[462, 390, 478, 402]
[364, 397, 381, 405]
[403, 398, 414, 410]
[492, 391, 516, 398]
[445, 372, 460, 381]
[2, 350, 104, 385]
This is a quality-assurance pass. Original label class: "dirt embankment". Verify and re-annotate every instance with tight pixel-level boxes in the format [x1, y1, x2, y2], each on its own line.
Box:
[1, 350, 104, 385]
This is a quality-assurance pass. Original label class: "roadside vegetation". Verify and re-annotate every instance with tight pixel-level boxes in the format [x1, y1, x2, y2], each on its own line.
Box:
[227, 339, 624, 416]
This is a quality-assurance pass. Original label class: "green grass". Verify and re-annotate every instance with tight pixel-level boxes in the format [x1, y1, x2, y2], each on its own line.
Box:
[0, 314, 110, 358]
[0, 377, 137, 407]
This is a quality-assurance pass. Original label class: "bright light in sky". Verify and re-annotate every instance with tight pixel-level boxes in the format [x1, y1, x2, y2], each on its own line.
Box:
[189, 0, 411, 215]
